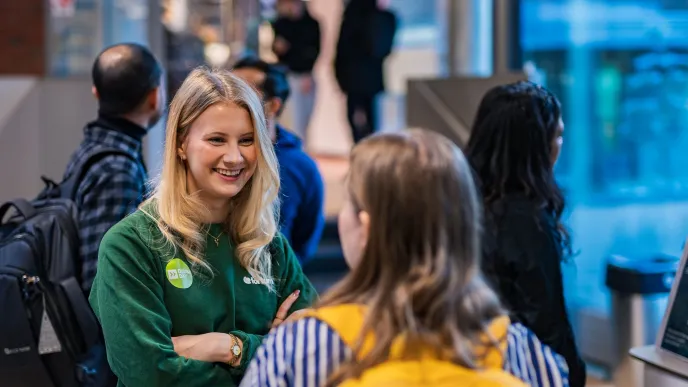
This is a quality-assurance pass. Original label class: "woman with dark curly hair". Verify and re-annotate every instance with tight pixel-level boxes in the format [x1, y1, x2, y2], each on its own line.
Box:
[466, 81, 586, 387]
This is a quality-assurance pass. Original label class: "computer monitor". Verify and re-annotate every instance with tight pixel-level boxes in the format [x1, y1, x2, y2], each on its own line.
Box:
[656, 237, 688, 361]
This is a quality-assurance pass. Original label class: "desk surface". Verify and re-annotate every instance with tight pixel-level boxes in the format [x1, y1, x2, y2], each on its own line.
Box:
[630, 345, 688, 380]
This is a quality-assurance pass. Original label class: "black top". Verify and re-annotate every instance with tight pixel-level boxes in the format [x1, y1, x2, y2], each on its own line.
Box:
[481, 194, 587, 387]
[334, 7, 397, 95]
[271, 12, 321, 74]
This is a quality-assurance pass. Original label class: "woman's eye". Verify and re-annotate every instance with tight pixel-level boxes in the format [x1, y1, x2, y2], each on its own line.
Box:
[208, 137, 224, 144]
[240, 137, 255, 146]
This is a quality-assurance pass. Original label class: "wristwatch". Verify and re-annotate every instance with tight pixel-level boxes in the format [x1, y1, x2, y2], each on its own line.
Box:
[228, 334, 242, 366]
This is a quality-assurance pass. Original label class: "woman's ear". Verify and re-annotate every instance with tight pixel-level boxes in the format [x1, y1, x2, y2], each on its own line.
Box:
[177, 142, 187, 160]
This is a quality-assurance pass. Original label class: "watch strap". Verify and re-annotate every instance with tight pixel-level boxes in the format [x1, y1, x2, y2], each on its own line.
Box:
[228, 334, 241, 366]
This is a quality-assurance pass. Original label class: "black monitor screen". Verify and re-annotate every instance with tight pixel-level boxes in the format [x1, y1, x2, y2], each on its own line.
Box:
[660, 264, 688, 358]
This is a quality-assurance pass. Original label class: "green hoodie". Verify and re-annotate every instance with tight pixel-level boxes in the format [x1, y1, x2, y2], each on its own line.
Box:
[89, 207, 318, 386]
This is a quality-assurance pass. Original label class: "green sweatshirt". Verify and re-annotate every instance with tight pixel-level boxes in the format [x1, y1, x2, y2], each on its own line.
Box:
[89, 208, 318, 387]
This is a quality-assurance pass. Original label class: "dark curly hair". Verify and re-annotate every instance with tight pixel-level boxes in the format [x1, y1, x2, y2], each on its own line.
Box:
[466, 81, 571, 257]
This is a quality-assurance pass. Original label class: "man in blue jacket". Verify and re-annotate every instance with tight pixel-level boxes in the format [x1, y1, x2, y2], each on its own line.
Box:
[233, 57, 325, 264]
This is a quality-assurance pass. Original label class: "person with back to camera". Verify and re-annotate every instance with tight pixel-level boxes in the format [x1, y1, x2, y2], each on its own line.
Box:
[66, 43, 165, 294]
[241, 129, 570, 386]
[61, 42, 165, 386]
[335, 0, 397, 143]
[466, 81, 587, 387]
[271, 0, 321, 142]
[88, 68, 318, 386]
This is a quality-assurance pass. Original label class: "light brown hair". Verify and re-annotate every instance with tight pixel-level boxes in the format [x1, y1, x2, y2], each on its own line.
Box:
[320, 129, 505, 384]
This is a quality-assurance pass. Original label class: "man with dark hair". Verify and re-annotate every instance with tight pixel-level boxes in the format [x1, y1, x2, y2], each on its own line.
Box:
[63, 43, 166, 292]
[233, 56, 324, 264]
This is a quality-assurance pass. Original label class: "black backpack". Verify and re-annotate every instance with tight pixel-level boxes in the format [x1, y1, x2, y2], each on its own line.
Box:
[0, 147, 133, 387]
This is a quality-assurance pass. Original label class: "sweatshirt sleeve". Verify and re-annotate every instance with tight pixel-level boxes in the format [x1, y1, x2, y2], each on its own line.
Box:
[273, 233, 319, 315]
[89, 223, 235, 387]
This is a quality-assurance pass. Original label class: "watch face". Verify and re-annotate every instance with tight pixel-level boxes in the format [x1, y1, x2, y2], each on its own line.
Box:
[232, 345, 241, 356]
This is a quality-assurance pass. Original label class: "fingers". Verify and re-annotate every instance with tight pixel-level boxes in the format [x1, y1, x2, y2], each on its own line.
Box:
[284, 308, 312, 324]
[273, 290, 300, 326]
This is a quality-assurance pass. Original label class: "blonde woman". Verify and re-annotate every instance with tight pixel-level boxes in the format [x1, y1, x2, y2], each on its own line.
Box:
[241, 130, 568, 387]
[89, 68, 318, 386]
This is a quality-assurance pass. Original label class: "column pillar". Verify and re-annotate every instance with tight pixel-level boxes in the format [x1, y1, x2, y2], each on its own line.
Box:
[443, 0, 493, 77]
[492, 0, 521, 75]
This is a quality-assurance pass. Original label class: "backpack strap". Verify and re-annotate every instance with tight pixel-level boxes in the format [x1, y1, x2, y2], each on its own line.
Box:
[59, 277, 100, 348]
[0, 199, 37, 223]
[61, 147, 136, 201]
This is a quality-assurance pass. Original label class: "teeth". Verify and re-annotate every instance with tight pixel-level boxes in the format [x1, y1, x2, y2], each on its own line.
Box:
[216, 168, 241, 177]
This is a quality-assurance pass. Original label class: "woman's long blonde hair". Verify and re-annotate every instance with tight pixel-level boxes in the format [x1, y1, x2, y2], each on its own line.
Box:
[142, 67, 280, 289]
[320, 129, 505, 384]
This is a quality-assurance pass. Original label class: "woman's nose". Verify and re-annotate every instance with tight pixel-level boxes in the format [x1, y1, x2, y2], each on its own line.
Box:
[223, 143, 244, 164]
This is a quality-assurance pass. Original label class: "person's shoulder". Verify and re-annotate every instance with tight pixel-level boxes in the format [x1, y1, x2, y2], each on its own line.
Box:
[507, 322, 532, 342]
[100, 202, 160, 250]
[257, 316, 349, 364]
[268, 232, 291, 259]
[507, 321, 560, 357]
[278, 157, 322, 190]
[506, 322, 570, 382]
[289, 149, 321, 176]
[270, 231, 305, 265]
[277, 144, 321, 179]
[82, 152, 143, 189]
[98, 152, 141, 175]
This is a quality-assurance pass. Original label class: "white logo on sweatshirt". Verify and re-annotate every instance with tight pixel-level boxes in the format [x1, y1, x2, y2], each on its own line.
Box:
[243, 276, 275, 286]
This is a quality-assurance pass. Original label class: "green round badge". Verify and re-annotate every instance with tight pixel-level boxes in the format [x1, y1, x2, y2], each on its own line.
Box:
[165, 258, 193, 289]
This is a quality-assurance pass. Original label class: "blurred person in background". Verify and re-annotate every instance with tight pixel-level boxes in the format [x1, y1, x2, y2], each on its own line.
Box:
[163, 7, 206, 98]
[466, 81, 586, 387]
[335, 0, 397, 143]
[233, 57, 325, 264]
[271, 0, 321, 143]
[241, 130, 569, 387]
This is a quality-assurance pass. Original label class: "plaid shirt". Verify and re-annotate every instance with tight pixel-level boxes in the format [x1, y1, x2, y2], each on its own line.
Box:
[63, 118, 148, 292]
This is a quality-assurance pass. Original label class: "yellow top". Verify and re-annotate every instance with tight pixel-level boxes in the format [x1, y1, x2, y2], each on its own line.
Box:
[304, 304, 527, 387]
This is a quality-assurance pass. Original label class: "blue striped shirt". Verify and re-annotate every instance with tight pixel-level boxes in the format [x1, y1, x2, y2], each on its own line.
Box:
[241, 318, 570, 387]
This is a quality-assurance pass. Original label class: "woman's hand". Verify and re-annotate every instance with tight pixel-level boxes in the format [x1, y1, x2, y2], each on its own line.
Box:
[271, 290, 301, 327]
[273, 36, 290, 55]
[172, 332, 241, 365]
[173, 290, 304, 364]
[284, 307, 314, 324]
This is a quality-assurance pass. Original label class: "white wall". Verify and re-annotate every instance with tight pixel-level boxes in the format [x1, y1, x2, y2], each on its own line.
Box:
[0, 77, 96, 202]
